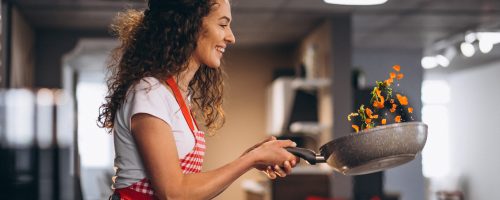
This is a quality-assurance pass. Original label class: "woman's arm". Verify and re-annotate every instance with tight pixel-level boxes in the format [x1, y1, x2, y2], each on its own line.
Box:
[131, 113, 296, 200]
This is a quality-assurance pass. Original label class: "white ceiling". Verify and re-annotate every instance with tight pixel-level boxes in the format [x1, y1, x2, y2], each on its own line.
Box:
[12, 0, 500, 50]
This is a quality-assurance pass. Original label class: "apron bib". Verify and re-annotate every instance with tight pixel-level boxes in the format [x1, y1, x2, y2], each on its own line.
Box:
[112, 77, 205, 200]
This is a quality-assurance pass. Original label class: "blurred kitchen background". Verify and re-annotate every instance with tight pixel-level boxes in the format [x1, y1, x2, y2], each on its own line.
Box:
[0, 0, 499, 199]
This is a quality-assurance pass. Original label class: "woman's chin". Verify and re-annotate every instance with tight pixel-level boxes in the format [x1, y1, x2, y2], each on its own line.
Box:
[205, 61, 221, 68]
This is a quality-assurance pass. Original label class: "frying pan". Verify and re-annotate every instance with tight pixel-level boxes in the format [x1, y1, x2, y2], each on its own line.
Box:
[286, 122, 427, 175]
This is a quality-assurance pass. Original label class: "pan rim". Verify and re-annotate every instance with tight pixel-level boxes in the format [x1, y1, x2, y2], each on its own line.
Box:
[326, 121, 428, 148]
[350, 121, 426, 136]
[320, 121, 428, 151]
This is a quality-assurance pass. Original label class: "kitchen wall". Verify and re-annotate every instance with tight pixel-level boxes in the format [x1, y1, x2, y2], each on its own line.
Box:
[353, 48, 425, 200]
[447, 60, 500, 199]
[203, 45, 296, 200]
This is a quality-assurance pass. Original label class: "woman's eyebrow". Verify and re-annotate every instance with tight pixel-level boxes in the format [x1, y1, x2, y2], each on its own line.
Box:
[219, 16, 231, 23]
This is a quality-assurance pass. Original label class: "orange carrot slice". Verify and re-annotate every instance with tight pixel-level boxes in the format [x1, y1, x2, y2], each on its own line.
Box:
[366, 108, 373, 116]
[352, 125, 359, 132]
[393, 65, 401, 72]
[390, 72, 396, 79]
[395, 115, 401, 123]
[385, 78, 393, 86]
[396, 94, 408, 105]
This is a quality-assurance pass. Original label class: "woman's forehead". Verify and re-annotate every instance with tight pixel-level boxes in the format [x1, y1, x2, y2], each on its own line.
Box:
[210, 0, 232, 18]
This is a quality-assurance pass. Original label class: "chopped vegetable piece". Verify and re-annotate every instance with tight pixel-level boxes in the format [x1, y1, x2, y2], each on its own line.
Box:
[365, 124, 372, 130]
[352, 125, 359, 132]
[366, 108, 373, 117]
[347, 113, 359, 121]
[390, 103, 397, 113]
[385, 78, 393, 86]
[393, 65, 400, 72]
[396, 94, 408, 105]
[348, 65, 413, 131]
[390, 72, 396, 79]
[373, 101, 384, 109]
[395, 115, 401, 123]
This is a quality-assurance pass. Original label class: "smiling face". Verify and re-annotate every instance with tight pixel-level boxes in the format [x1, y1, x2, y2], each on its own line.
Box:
[191, 0, 236, 68]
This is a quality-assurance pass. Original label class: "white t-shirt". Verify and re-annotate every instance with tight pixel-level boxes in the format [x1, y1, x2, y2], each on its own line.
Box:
[112, 77, 195, 189]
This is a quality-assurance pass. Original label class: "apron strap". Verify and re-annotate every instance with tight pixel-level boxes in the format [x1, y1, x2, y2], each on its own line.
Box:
[165, 76, 196, 132]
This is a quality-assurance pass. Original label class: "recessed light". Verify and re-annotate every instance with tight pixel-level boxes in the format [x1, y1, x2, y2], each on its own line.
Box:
[324, 0, 388, 5]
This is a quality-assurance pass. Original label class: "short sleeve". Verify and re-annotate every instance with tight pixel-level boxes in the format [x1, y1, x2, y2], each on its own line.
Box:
[125, 77, 175, 130]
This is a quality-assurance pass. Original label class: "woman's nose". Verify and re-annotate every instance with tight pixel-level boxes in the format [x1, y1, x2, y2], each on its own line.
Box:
[225, 28, 236, 44]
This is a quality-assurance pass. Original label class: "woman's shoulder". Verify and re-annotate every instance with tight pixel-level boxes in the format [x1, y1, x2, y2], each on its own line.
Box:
[133, 76, 164, 91]
[123, 76, 177, 117]
[129, 76, 176, 103]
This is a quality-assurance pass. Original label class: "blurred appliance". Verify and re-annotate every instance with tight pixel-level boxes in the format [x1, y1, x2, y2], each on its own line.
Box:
[266, 77, 329, 136]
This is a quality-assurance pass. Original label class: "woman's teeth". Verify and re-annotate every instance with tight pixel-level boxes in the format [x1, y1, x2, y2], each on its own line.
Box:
[216, 47, 225, 53]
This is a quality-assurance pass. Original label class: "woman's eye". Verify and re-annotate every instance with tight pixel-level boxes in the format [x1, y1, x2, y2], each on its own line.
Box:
[220, 24, 228, 28]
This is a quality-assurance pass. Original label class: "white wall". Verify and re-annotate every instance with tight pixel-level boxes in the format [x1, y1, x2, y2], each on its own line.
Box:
[448, 61, 500, 200]
[353, 48, 425, 200]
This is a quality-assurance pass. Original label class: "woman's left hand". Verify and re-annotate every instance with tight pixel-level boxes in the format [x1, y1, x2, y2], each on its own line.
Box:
[242, 136, 298, 179]
[263, 160, 296, 179]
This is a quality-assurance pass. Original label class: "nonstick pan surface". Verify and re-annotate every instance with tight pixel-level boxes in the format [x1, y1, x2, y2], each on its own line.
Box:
[286, 122, 427, 175]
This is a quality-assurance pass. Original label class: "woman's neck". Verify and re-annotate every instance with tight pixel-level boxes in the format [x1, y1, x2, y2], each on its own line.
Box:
[176, 60, 200, 91]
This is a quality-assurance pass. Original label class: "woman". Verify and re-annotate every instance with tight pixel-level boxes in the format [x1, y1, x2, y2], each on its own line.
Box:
[98, 0, 299, 199]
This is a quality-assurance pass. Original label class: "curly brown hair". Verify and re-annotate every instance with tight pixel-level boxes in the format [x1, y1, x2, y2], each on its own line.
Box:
[98, 0, 225, 134]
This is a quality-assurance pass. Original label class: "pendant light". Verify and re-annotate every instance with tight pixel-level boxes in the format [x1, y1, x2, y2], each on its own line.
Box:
[324, 0, 388, 5]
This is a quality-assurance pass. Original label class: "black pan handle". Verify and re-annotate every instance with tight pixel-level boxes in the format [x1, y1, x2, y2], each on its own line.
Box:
[285, 147, 325, 165]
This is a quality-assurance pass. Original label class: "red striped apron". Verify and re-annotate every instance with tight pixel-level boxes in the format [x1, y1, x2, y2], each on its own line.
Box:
[112, 77, 205, 200]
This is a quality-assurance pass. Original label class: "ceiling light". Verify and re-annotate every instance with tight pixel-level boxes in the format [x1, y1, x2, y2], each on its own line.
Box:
[324, 0, 388, 5]
[421, 56, 438, 69]
[479, 40, 493, 53]
[435, 55, 450, 67]
[464, 32, 477, 43]
[477, 32, 500, 54]
[460, 42, 475, 57]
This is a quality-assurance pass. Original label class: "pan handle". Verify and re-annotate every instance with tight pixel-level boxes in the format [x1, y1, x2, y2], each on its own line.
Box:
[285, 147, 325, 165]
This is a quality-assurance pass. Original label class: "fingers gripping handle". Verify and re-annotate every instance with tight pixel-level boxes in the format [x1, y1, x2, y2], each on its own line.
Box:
[285, 147, 325, 165]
